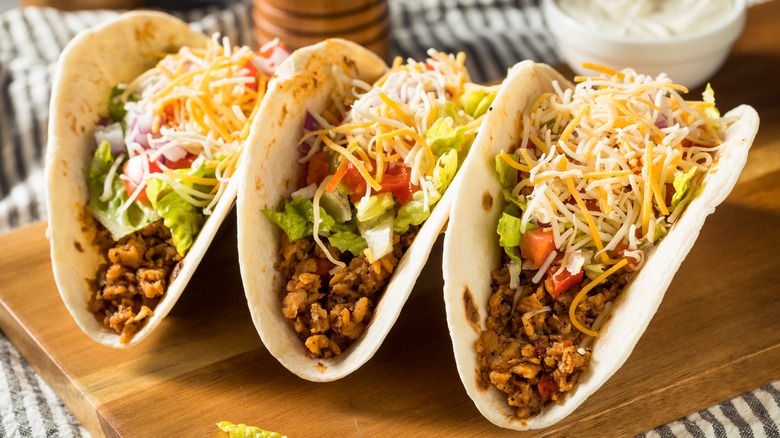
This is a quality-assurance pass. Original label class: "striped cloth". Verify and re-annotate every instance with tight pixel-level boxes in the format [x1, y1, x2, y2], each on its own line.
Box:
[0, 1, 777, 437]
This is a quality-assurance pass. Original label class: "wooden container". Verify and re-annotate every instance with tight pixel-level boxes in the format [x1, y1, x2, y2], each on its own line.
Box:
[20, 0, 144, 9]
[253, 0, 391, 61]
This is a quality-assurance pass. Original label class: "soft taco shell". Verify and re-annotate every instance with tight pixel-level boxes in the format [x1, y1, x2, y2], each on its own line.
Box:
[442, 61, 759, 429]
[46, 12, 243, 347]
[237, 39, 467, 381]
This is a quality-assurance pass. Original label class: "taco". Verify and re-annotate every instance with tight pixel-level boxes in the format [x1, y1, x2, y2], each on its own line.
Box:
[237, 39, 498, 381]
[442, 61, 759, 428]
[45, 11, 289, 347]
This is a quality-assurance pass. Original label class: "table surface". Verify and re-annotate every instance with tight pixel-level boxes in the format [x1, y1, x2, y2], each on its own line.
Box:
[0, 1, 779, 438]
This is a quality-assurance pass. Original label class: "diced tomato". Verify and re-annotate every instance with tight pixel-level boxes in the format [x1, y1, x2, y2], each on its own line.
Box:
[610, 239, 640, 271]
[312, 257, 334, 278]
[537, 375, 559, 400]
[164, 153, 196, 170]
[377, 163, 417, 205]
[664, 182, 675, 207]
[255, 42, 291, 76]
[306, 152, 330, 186]
[242, 59, 259, 91]
[338, 160, 419, 204]
[546, 264, 584, 299]
[519, 227, 556, 269]
[123, 153, 162, 202]
[341, 162, 368, 202]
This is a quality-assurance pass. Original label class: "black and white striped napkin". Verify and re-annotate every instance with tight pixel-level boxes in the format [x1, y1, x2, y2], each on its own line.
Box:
[0, 1, 777, 437]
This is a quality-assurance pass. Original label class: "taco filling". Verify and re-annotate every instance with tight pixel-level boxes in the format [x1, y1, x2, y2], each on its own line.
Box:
[263, 51, 496, 359]
[477, 66, 728, 419]
[85, 35, 289, 343]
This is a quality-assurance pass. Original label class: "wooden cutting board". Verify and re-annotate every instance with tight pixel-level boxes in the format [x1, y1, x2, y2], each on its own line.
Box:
[2, 2, 780, 437]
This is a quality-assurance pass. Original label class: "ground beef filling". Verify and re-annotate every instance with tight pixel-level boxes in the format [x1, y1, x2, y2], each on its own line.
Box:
[275, 227, 418, 359]
[89, 220, 182, 344]
[476, 258, 631, 419]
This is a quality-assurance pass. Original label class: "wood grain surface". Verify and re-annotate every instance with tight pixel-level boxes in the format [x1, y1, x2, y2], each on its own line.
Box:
[1, 2, 780, 437]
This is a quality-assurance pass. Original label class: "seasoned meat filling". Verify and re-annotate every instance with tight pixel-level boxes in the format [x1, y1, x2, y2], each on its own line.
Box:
[89, 220, 182, 344]
[275, 227, 418, 359]
[476, 257, 630, 419]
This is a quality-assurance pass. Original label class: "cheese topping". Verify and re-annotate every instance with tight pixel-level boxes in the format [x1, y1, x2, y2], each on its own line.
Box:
[121, 34, 272, 215]
[304, 49, 489, 262]
[505, 66, 729, 334]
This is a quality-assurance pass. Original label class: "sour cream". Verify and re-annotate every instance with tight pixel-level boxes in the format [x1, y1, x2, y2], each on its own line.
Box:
[556, 0, 735, 39]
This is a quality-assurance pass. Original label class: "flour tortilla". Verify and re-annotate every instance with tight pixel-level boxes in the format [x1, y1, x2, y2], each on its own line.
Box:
[237, 39, 469, 381]
[46, 12, 246, 347]
[442, 61, 759, 429]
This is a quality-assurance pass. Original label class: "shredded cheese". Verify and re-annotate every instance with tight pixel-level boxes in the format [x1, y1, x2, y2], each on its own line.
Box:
[502, 64, 726, 335]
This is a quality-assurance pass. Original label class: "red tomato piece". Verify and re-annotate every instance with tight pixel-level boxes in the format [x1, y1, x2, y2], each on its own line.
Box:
[256, 42, 291, 76]
[664, 182, 675, 207]
[341, 162, 368, 201]
[378, 163, 417, 205]
[306, 152, 330, 187]
[123, 153, 161, 202]
[312, 257, 334, 278]
[164, 153, 196, 170]
[519, 227, 556, 269]
[610, 238, 641, 271]
[537, 375, 559, 400]
[242, 59, 259, 91]
[546, 264, 585, 300]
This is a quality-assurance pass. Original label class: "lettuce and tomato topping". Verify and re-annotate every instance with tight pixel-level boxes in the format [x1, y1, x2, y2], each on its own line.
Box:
[265, 50, 497, 265]
[88, 35, 289, 255]
[496, 65, 727, 336]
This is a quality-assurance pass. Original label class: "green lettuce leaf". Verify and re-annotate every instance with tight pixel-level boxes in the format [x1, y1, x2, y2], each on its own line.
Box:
[426, 118, 466, 157]
[262, 196, 367, 255]
[671, 167, 698, 210]
[86, 140, 158, 240]
[358, 209, 395, 260]
[458, 89, 497, 119]
[108, 85, 127, 127]
[502, 189, 527, 212]
[328, 230, 368, 255]
[495, 152, 519, 189]
[702, 83, 721, 129]
[356, 192, 395, 222]
[217, 421, 286, 438]
[145, 163, 215, 256]
[432, 149, 459, 194]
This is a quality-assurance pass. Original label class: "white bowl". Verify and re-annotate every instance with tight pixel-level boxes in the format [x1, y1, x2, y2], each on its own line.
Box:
[542, 0, 746, 89]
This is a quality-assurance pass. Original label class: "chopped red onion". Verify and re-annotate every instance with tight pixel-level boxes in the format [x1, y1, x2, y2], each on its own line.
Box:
[535, 219, 551, 228]
[94, 122, 125, 154]
[161, 144, 187, 163]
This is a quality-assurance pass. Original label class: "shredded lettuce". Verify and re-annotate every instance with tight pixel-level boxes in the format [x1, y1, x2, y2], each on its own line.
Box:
[328, 230, 368, 255]
[702, 83, 720, 125]
[497, 212, 523, 248]
[108, 85, 128, 128]
[86, 140, 159, 240]
[262, 196, 367, 256]
[358, 210, 395, 260]
[356, 192, 395, 222]
[145, 163, 215, 256]
[217, 421, 286, 438]
[502, 189, 526, 211]
[459, 89, 497, 119]
[495, 152, 519, 188]
[432, 149, 459, 194]
[671, 167, 698, 210]
[426, 118, 466, 157]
